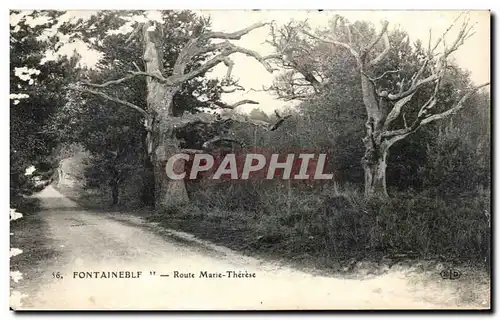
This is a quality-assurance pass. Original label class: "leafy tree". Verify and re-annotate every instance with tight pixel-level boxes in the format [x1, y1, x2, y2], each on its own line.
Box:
[56, 10, 286, 208]
[10, 10, 76, 203]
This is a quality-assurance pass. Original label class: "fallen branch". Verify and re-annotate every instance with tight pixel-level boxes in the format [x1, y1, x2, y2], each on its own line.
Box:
[171, 110, 292, 132]
[202, 136, 246, 149]
[212, 99, 259, 109]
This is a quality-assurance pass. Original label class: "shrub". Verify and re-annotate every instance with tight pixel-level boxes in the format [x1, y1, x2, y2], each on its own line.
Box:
[167, 179, 490, 265]
[189, 180, 265, 213]
[317, 192, 491, 261]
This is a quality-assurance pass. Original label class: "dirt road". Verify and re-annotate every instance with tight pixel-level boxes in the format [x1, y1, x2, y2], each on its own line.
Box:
[14, 186, 488, 310]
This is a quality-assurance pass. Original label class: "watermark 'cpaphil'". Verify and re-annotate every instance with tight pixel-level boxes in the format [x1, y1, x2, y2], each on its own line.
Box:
[165, 148, 334, 181]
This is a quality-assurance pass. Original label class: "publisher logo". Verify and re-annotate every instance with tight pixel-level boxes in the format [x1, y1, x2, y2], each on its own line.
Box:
[440, 268, 462, 280]
[165, 149, 334, 181]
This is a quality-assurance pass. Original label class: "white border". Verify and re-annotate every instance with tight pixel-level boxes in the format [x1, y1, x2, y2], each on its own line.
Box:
[2, 1, 497, 319]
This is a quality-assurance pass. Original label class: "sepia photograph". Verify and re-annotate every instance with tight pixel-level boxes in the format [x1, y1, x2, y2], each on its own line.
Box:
[9, 8, 491, 311]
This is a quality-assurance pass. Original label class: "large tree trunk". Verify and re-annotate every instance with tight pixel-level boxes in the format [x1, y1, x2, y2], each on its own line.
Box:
[362, 147, 388, 198]
[360, 73, 390, 198]
[142, 22, 188, 209]
[151, 122, 189, 208]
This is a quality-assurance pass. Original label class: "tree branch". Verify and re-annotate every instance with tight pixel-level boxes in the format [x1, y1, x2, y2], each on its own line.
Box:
[383, 92, 416, 131]
[82, 71, 170, 89]
[201, 22, 270, 40]
[363, 21, 389, 53]
[382, 82, 490, 141]
[368, 31, 390, 66]
[302, 29, 360, 61]
[169, 22, 275, 83]
[222, 56, 234, 81]
[387, 72, 438, 100]
[362, 69, 401, 84]
[82, 75, 135, 88]
[125, 22, 144, 47]
[269, 112, 292, 131]
[167, 42, 277, 85]
[389, 13, 475, 101]
[69, 85, 148, 118]
[128, 71, 170, 83]
[421, 82, 490, 125]
[363, 21, 390, 66]
[220, 84, 245, 93]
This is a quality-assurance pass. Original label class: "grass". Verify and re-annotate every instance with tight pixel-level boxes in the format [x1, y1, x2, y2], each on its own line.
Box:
[145, 182, 491, 275]
[53, 184, 112, 209]
[53, 183, 146, 210]
[56, 181, 491, 278]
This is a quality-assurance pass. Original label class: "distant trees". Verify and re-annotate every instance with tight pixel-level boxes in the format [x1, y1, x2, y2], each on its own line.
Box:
[421, 91, 490, 197]
[56, 90, 144, 205]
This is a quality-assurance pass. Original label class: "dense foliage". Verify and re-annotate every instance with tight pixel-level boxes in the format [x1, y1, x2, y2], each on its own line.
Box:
[10, 11, 77, 205]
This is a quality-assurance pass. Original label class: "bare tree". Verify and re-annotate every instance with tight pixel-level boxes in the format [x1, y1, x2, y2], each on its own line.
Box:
[267, 13, 490, 197]
[71, 19, 288, 208]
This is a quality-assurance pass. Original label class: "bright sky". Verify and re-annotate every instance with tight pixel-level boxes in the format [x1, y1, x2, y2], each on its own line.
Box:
[10, 10, 490, 114]
[201, 10, 490, 113]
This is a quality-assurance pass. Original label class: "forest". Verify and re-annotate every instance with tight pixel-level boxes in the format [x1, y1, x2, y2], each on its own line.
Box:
[10, 10, 491, 269]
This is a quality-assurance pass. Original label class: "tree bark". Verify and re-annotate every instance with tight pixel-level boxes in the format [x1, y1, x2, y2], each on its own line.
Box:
[360, 72, 390, 198]
[142, 22, 188, 209]
[151, 122, 189, 208]
[362, 146, 388, 198]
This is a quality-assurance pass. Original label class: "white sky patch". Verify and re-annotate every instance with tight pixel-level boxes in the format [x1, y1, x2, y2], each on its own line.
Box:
[107, 20, 135, 35]
[14, 67, 41, 82]
[40, 41, 103, 67]
[9, 93, 30, 100]
[9, 248, 23, 258]
[10, 271, 23, 283]
[9, 208, 23, 221]
[10, 11, 51, 27]
[107, 11, 163, 35]
[24, 165, 36, 176]
[15, 10, 105, 68]
[122, 14, 148, 24]
[146, 10, 163, 22]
